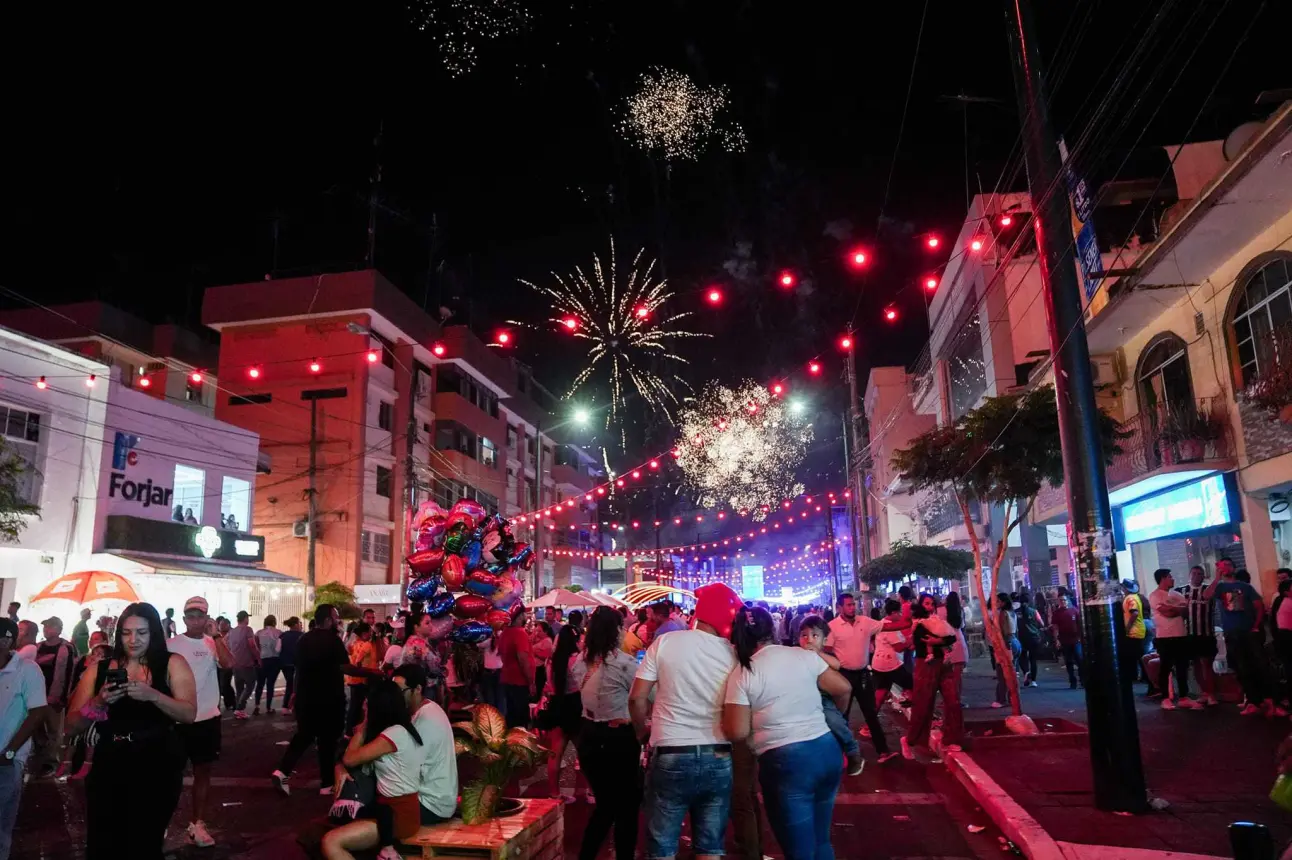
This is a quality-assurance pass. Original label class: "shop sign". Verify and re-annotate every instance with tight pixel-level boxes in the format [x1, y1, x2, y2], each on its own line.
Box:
[104, 515, 266, 564]
[1119, 474, 1236, 545]
[354, 583, 402, 605]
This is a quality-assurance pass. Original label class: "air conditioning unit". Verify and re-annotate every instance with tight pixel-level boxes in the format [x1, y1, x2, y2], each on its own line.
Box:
[1091, 351, 1126, 387]
[292, 520, 319, 539]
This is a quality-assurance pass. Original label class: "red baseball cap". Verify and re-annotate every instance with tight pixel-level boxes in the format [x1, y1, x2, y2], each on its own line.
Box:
[693, 583, 743, 638]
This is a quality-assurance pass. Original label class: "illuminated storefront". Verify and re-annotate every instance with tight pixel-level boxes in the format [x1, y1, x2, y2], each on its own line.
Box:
[1116, 472, 1247, 589]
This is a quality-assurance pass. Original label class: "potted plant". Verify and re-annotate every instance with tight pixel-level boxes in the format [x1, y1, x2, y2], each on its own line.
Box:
[1158, 407, 1225, 463]
[453, 704, 546, 824]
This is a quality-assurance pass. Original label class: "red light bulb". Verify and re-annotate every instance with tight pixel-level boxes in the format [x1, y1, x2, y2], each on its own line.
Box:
[808, 361, 821, 375]
[561, 317, 578, 331]
[706, 288, 723, 305]
[635, 306, 650, 319]
[1000, 214, 1013, 226]
[838, 335, 854, 351]
[884, 307, 898, 322]
[495, 330, 511, 345]
[970, 238, 984, 252]
[309, 359, 322, 373]
[139, 376, 152, 388]
[925, 277, 938, 291]
[926, 236, 940, 249]
[85, 375, 96, 388]
[649, 460, 659, 470]
[850, 250, 866, 266]
[631, 470, 641, 479]
[248, 366, 262, 379]
[367, 350, 379, 363]
[35, 376, 47, 390]
[779, 271, 795, 288]
[771, 382, 784, 396]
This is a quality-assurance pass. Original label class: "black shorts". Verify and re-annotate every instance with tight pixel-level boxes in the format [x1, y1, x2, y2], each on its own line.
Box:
[1187, 635, 1218, 660]
[873, 666, 913, 692]
[177, 716, 221, 765]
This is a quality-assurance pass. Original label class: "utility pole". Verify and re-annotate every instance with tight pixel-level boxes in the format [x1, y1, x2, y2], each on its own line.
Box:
[839, 413, 862, 591]
[401, 373, 420, 610]
[533, 421, 543, 601]
[1005, 0, 1146, 812]
[307, 398, 319, 594]
[843, 336, 872, 571]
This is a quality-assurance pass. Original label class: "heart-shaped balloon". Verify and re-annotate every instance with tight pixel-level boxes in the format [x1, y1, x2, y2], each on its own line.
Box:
[464, 572, 502, 597]
[485, 609, 510, 633]
[508, 543, 534, 571]
[449, 499, 488, 529]
[441, 555, 466, 591]
[407, 548, 445, 576]
[415, 517, 447, 552]
[450, 621, 492, 644]
[413, 500, 448, 529]
[451, 594, 492, 620]
[406, 575, 442, 603]
[442, 524, 469, 555]
[425, 615, 454, 641]
[425, 592, 456, 618]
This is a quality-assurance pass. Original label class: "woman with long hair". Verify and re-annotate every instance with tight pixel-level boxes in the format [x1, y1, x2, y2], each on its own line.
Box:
[576, 607, 641, 859]
[530, 621, 555, 703]
[992, 592, 1021, 709]
[722, 607, 852, 860]
[66, 602, 197, 859]
[941, 591, 969, 697]
[903, 599, 963, 758]
[544, 623, 586, 802]
[321, 679, 425, 860]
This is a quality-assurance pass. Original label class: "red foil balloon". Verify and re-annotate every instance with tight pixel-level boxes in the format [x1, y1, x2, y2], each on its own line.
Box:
[485, 609, 510, 633]
[451, 594, 492, 619]
[407, 548, 445, 576]
[415, 517, 447, 551]
[441, 555, 466, 591]
[449, 499, 488, 529]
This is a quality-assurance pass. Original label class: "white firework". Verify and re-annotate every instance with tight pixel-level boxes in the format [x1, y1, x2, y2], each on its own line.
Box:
[410, 0, 531, 77]
[621, 68, 747, 161]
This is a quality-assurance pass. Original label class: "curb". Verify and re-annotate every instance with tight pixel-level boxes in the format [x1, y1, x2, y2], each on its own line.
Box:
[943, 749, 1065, 860]
[942, 750, 1227, 860]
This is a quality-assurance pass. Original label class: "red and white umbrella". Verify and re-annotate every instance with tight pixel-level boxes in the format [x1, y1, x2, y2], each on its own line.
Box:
[29, 571, 141, 606]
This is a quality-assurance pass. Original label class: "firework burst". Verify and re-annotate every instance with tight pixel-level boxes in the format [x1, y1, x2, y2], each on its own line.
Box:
[676, 381, 813, 518]
[515, 238, 707, 430]
[621, 68, 747, 161]
[409, 0, 530, 77]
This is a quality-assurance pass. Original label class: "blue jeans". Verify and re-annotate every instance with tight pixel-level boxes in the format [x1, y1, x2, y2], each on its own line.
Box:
[758, 733, 842, 860]
[821, 696, 859, 757]
[0, 760, 24, 860]
[644, 747, 733, 858]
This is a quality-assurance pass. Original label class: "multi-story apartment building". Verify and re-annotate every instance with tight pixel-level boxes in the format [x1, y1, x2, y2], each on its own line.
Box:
[202, 270, 599, 607]
[867, 101, 1292, 600]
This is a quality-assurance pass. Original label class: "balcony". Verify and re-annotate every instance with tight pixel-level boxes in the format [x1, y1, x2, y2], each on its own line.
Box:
[1236, 325, 1292, 477]
[920, 488, 980, 541]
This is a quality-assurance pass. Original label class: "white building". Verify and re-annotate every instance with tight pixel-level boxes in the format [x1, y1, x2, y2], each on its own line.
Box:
[0, 325, 301, 626]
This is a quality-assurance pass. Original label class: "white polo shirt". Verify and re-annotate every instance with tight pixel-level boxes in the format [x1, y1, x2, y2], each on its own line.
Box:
[0, 652, 47, 764]
[825, 614, 883, 670]
[635, 628, 736, 747]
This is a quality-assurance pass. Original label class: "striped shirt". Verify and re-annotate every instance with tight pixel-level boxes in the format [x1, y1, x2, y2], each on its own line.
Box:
[1175, 584, 1214, 638]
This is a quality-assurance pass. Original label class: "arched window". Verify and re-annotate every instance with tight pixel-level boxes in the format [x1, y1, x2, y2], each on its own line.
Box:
[1232, 255, 1292, 386]
[1137, 333, 1193, 419]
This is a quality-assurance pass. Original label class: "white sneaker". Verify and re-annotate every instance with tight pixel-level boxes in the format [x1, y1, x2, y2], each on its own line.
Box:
[990, 701, 1004, 709]
[1160, 699, 1176, 710]
[271, 770, 291, 797]
[187, 821, 215, 848]
[1176, 697, 1202, 710]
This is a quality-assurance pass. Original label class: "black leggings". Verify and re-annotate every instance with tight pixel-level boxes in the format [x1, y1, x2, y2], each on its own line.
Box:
[839, 668, 890, 755]
[576, 721, 641, 860]
[256, 657, 281, 709]
[1018, 639, 1040, 682]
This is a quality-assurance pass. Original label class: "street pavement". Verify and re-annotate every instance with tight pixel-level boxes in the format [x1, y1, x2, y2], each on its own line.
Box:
[13, 684, 1009, 859]
[957, 653, 1292, 857]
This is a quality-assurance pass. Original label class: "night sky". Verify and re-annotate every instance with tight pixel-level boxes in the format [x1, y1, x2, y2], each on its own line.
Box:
[3, 1, 1285, 476]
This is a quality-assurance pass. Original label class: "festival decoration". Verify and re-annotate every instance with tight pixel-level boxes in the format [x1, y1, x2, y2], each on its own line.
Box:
[620, 68, 747, 161]
[514, 237, 708, 432]
[404, 499, 529, 643]
[676, 380, 813, 518]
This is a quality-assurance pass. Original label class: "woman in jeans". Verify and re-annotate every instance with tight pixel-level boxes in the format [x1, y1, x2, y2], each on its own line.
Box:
[940, 592, 969, 697]
[254, 615, 282, 714]
[992, 593, 1022, 709]
[544, 624, 586, 801]
[66, 602, 198, 859]
[278, 617, 302, 713]
[723, 607, 852, 860]
[576, 607, 641, 860]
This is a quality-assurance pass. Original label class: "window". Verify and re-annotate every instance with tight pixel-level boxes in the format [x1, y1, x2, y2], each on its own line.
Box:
[481, 437, 498, 468]
[361, 529, 392, 564]
[431, 478, 497, 514]
[378, 401, 394, 431]
[221, 476, 250, 531]
[0, 405, 41, 505]
[1138, 333, 1193, 420]
[375, 466, 392, 498]
[173, 464, 205, 523]
[506, 425, 517, 449]
[1232, 256, 1292, 384]
[185, 376, 203, 403]
[948, 311, 987, 419]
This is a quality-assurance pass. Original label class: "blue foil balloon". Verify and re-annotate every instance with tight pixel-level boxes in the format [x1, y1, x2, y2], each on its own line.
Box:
[406, 575, 442, 603]
[450, 621, 491, 644]
[425, 591, 456, 618]
[464, 540, 483, 571]
[484, 561, 507, 576]
[463, 577, 498, 597]
[508, 544, 534, 569]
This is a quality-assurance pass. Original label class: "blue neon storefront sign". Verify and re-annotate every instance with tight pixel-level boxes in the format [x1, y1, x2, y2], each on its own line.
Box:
[1119, 474, 1236, 545]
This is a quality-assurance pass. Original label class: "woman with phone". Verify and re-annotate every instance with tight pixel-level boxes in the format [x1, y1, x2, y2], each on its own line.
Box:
[67, 602, 197, 858]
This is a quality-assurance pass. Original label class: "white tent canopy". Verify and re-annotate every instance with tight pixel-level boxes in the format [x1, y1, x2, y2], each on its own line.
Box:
[528, 588, 601, 609]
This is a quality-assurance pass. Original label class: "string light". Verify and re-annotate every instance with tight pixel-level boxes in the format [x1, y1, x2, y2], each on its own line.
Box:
[35, 377, 46, 390]
[190, 371, 204, 384]
[926, 236, 940, 249]
[925, 277, 938, 291]
[309, 359, 322, 374]
[247, 366, 262, 380]
[432, 343, 447, 357]
[970, 238, 984, 252]
[138, 376, 152, 388]
[850, 249, 867, 266]
[706, 288, 723, 304]
[1000, 214, 1013, 227]
[838, 335, 854, 351]
[779, 271, 795, 288]
[494, 330, 512, 346]
[884, 306, 899, 322]
[85, 375, 96, 388]
[366, 351, 379, 363]
[808, 361, 821, 375]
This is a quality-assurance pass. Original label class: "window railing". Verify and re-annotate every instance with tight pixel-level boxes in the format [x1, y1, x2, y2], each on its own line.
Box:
[1106, 397, 1232, 488]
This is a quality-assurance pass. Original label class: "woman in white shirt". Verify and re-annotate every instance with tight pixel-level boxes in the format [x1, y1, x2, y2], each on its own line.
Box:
[253, 615, 282, 715]
[321, 680, 425, 860]
[722, 607, 852, 860]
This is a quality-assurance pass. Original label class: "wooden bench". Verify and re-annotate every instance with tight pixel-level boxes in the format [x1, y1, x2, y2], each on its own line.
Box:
[406, 798, 563, 860]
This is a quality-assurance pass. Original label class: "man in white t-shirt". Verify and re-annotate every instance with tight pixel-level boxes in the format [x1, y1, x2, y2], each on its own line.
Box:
[630, 583, 743, 860]
[168, 596, 235, 848]
[825, 593, 895, 761]
[0, 616, 48, 860]
[1149, 569, 1198, 710]
[391, 664, 458, 823]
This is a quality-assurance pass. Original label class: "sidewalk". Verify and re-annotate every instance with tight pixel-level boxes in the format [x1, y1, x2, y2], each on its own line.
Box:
[952, 655, 1292, 858]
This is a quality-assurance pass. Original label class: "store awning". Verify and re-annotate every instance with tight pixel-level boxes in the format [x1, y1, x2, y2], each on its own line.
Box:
[110, 554, 301, 584]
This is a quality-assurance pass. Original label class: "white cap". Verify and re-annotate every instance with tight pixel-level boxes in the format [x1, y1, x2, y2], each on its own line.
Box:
[183, 596, 209, 614]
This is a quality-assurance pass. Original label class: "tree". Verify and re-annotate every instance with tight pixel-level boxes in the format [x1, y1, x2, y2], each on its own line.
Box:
[309, 581, 362, 620]
[857, 540, 973, 585]
[565, 585, 584, 593]
[0, 440, 40, 543]
[891, 385, 1125, 723]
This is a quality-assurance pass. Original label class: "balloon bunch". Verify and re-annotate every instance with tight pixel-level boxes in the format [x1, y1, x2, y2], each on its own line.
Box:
[405, 499, 532, 644]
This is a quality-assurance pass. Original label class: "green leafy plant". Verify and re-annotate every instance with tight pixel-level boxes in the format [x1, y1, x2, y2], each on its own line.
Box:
[892, 385, 1126, 721]
[309, 581, 362, 620]
[453, 704, 546, 824]
[858, 539, 973, 585]
[1157, 406, 1225, 444]
[0, 439, 40, 543]
[1242, 327, 1292, 421]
